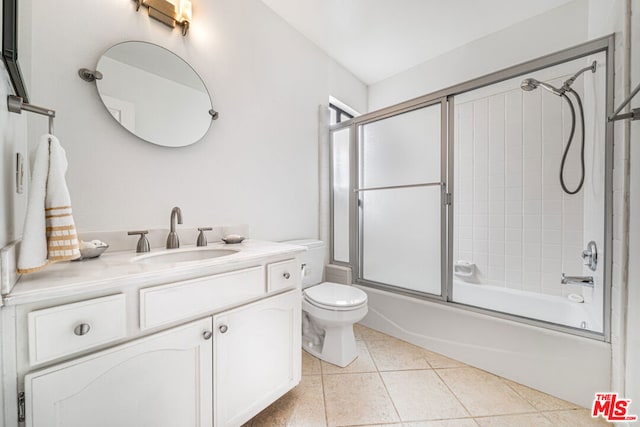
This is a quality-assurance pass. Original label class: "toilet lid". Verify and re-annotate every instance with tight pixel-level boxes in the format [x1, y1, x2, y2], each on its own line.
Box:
[304, 282, 367, 310]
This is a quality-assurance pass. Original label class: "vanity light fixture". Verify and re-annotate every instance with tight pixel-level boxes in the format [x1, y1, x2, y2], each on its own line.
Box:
[134, 0, 192, 36]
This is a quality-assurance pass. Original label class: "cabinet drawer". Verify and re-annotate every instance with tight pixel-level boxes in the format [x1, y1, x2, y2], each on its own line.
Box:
[140, 266, 264, 330]
[267, 259, 299, 292]
[28, 294, 126, 365]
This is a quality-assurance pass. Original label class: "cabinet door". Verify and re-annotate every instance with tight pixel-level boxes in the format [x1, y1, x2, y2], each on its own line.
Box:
[24, 318, 213, 427]
[213, 289, 301, 427]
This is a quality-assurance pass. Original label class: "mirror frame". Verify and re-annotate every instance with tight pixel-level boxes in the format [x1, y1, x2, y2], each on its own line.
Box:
[2, 0, 28, 101]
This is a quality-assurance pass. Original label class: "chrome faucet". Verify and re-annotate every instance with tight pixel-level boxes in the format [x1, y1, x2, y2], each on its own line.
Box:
[561, 273, 594, 287]
[166, 206, 183, 249]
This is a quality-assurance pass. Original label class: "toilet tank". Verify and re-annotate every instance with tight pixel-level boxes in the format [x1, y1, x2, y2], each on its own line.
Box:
[283, 239, 325, 288]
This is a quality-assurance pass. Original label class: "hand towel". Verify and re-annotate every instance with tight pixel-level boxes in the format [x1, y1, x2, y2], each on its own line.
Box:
[17, 135, 80, 274]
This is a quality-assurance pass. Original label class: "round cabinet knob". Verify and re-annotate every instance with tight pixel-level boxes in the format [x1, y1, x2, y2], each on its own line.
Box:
[219, 324, 228, 334]
[283, 272, 291, 279]
[74, 323, 91, 336]
[202, 330, 213, 340]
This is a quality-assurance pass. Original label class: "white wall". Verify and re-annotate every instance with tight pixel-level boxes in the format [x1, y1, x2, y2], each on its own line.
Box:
[0, 16, 29, 427]
[587, 0, 636, 406]
[0, 63, 28, 249]
[368, 0, 588, 111]
[20, 0, 366, 242]
[627, 0, 640, 412]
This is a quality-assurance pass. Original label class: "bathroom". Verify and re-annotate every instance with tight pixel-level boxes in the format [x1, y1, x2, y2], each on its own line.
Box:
[0, 0, 639, 426]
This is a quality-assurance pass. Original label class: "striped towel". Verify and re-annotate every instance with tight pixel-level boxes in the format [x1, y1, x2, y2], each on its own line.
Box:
[18, 135, 80, 274]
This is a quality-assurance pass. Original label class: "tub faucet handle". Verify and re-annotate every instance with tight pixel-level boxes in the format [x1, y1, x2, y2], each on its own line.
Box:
[581, 241, 598, 271]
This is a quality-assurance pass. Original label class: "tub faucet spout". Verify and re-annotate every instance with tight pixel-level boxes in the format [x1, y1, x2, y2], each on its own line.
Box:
[166, 206, 183, 249]
[561, 273, 594, 287]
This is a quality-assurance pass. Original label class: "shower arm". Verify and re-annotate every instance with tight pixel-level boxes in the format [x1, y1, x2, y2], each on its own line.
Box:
[561, 61, 597, 92]
[609, 81, 640, 122]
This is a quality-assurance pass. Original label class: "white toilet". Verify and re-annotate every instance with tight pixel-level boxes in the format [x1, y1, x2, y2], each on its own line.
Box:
[286, 239, 368, 367]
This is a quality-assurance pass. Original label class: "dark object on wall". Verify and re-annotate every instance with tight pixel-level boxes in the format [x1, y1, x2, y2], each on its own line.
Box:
[2, 0, 29, 102]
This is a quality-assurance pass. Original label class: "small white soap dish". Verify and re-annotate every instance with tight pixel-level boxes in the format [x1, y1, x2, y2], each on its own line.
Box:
[568, 293, 584, 303]
[222, 234, 245, 244]
[75, 240, 109, 260]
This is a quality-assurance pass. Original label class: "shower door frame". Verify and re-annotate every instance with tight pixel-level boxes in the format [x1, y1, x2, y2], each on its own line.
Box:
[329, 35, 614, 341]
[353, 97, 449, 299]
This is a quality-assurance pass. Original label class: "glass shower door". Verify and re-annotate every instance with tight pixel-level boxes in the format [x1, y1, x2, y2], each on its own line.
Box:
[357, 100, 446, 296]
[330, 126, 351, 264]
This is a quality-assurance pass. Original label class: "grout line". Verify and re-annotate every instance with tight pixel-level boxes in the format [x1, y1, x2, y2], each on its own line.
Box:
[503, 93, 507, 288]
[321, 370, 383, 376]
[519, 89, 525, 290]
[364, 329, 408, 424]
[472, 409, 556, 420]
[537, 86, 543, 293]
[432, 367, 475, 419]
[500, 377, 540, 410]
[422, 352, 435, 370]
[376, 368, 402, 423]
[319, 353, 331, 427]
[361, 337, 402, 421]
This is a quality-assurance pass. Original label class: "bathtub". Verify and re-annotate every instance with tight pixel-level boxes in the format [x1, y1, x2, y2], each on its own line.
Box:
[452, 279, 602, 333]
[356, 284, 611, 408]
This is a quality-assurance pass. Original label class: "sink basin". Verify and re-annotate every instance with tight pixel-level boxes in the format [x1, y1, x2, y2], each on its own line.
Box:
[133, 248, 239, 264]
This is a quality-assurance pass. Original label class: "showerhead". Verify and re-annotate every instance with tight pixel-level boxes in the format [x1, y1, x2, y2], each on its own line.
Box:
[520, 78, 564, 96]
[520, 78, 539, 92]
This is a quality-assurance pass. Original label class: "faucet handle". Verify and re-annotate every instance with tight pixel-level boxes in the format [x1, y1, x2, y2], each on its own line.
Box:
[197, 227, 213, 247]
[127, 230, 150, 253]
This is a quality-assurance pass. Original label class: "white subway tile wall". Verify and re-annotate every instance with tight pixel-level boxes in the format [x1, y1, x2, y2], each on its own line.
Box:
[453, 77, 586, 296]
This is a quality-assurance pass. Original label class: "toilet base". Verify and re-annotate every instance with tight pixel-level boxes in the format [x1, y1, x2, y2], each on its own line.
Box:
[302, 325, 358, 368]
[301, 303, 367, 367]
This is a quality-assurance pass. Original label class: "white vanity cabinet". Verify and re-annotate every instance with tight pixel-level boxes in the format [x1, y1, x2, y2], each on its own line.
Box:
[2, 244, 304, 427]
[24, 317, 214, 427]
[213, 289, 301, 427]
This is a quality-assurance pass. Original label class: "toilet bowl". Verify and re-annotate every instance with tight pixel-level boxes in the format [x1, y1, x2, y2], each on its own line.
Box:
[285, 239, 368, 367]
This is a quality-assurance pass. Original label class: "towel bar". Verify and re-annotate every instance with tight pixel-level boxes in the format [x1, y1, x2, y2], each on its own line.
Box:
[7, 95, 56, 134]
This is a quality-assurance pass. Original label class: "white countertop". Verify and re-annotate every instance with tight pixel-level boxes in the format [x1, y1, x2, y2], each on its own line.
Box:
[4, 240, 305, 306]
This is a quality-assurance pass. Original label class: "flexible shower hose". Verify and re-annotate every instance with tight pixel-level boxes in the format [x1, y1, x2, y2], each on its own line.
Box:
[558, 88, 585, 195]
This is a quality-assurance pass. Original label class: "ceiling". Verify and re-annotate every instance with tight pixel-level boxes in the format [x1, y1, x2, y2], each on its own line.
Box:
[260, 0, 575, 85]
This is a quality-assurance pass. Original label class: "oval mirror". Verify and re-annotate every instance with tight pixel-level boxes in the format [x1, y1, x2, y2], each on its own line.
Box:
[94, 41, 215, 147]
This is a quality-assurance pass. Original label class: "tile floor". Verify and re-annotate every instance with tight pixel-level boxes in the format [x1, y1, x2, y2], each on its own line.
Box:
[247, 324, 609, 427]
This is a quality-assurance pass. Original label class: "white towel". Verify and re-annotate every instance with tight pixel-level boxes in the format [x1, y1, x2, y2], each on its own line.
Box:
[17, 135, 80, 274]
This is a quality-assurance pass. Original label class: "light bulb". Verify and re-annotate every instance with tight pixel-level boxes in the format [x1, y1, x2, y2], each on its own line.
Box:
[180, 0, 192, 22]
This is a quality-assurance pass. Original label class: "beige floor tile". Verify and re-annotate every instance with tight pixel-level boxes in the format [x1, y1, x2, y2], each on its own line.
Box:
[381, 370, 469, 421]
[422, 349, 466, 369]
[323, 372, 399, 426]
[302, 350, 322, 375]
[501, 378, 578, 411]
[542, 409, 612, 426]
[475, 413, 554, 427]
[321, 340, 377, 374]
[248, 375, 326, 427]
[347, 424, 402, 427]
[404, 420, 479, 427]
[436, 367, 535, 416]
[354, 323, 391, 341]
[367, 337, 431, 371]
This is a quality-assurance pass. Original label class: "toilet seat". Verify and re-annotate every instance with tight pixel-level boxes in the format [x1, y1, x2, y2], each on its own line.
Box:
[303, 282, 367, 311]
